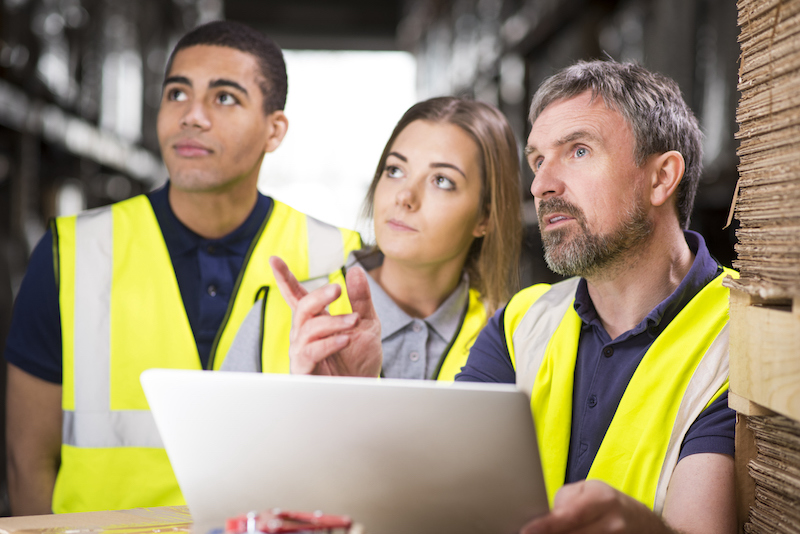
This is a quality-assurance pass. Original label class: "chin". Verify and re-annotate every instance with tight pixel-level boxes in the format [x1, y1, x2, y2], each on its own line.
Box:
[169, 171, 234, 193]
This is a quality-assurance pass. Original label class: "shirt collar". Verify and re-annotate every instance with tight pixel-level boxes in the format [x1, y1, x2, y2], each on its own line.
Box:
[573, 230, 721, 340]
[349, 249, 470, 343]
[148, 181, 273, 257]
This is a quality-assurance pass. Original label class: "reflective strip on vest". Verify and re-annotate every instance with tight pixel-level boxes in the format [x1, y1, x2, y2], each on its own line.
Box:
[306, 215, 346, 280]
[64, 205, 163, 449]
[511, 278, 580, 394]
[652, 323, 729, 514]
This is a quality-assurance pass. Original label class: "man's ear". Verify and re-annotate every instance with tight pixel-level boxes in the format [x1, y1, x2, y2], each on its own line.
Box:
[263, 110, 289, 154]
[649, 150, 685, 208]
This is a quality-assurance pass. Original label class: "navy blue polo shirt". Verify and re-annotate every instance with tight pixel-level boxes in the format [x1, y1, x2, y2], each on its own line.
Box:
[456, 231, 735, 482]
[4, 183, 272, 381]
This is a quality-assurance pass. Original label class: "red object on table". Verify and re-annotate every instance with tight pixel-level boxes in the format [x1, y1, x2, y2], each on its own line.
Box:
[225, 510, 352, 533]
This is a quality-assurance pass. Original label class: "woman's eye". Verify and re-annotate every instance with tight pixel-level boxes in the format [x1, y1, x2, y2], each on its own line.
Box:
[434, 175, 455, 190]
[574, 147, 588, 158]
[385, 165, 403, 178]
[167, 88, 187, 102]
[218, 92, 238, 106]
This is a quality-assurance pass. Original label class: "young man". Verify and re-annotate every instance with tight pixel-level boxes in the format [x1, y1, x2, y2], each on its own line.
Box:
[4, 21, 360, 515]
[272, 60, 737, 534]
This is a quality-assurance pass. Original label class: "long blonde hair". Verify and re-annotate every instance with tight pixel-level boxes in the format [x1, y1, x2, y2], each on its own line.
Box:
[363, 97, 522, 314]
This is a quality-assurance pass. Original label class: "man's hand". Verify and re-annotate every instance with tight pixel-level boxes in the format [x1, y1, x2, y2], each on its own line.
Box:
[520, 480, 674, 534]
[270, 256, 382, 377]
[520, 451, 736, 534]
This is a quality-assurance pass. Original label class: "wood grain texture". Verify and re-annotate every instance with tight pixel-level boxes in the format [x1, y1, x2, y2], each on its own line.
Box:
[729, 289, 800, 421]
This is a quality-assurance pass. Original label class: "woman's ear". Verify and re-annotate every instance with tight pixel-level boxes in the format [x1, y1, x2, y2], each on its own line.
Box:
[649, 150, 685, 208]
[263, 111, 289, 154]
[472, 212, 491, 238]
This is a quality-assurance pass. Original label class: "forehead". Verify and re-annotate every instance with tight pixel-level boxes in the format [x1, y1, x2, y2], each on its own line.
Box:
[392, 120, 479, 160]
[167, 45, 262, 87]
[527, 91, 632, 150]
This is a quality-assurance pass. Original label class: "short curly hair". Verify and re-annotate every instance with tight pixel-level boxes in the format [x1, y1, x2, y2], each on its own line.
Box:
[165, 20, 287, 114]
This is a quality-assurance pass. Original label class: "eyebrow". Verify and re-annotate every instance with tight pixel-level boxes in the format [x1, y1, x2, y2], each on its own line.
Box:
[387, 152, 467, 179]
[525, 129, 602, 157]
[554, 130, 600, 147]
[162, 76, 249, 97]
[163, 75, 190, 88]
[209, 78, 248, 96]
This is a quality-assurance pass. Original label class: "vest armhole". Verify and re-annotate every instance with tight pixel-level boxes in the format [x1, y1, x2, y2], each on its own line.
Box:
[50, 218, 60, 294]
[257, 286, 269, 373]
[432, 293, 471, 380]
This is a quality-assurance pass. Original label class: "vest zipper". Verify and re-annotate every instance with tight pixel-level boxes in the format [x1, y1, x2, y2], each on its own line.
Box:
[206, 200, 275, 370]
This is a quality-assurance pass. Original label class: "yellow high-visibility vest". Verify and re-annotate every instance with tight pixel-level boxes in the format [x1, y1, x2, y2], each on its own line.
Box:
[503, 269, 736, 513]
[434, 288, 487, 381]
[53, 194, 360, 513]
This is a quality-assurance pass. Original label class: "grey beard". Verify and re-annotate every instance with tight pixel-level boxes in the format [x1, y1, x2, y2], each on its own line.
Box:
[541, 199, 653, 279]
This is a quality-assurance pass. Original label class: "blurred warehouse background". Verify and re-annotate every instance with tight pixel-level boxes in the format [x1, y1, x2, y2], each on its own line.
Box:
[0, 0, 739, 514]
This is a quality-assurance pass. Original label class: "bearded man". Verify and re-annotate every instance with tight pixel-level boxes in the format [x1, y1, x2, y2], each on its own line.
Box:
[457, 60, 737, 534]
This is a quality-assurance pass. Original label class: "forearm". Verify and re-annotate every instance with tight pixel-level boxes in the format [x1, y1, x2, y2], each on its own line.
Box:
[6, 364, 63, 516]
[7, 449, 58, 515]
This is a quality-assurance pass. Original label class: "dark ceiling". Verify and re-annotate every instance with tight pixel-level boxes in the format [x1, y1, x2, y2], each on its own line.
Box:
[224, 0, 405, 50]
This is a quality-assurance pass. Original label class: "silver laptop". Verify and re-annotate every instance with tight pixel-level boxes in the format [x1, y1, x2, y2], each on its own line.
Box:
[141, 369, 548, 534]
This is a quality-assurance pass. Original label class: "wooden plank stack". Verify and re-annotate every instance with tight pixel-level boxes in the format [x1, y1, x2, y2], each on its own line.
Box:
[730, 1, 800, 532]
[744, 415, 800, 533]
[733, 0, 800, 299]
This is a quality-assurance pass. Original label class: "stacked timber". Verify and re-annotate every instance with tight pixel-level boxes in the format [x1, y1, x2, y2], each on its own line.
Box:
[744, 416, 800, 533]
[732, 0, 800, 299]
[731, 1, 800, 532]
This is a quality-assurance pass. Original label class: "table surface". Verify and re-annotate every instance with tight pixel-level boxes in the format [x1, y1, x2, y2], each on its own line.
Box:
[0, 506, 193, 534]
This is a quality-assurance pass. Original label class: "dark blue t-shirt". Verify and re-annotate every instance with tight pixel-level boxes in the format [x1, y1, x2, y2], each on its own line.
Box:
[4, 183, 272, 381]
[456, 231, 735, 482]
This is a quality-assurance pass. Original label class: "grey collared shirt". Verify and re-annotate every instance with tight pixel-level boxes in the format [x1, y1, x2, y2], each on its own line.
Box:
[221, 247, 470, 380]
[353, 249, 469, 380]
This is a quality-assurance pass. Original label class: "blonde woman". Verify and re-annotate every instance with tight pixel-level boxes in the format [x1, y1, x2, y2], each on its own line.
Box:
[223, 96, 522, 379]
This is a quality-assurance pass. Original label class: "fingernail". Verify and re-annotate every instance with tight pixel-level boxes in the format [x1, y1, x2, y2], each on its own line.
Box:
[345, 313, 358, 325]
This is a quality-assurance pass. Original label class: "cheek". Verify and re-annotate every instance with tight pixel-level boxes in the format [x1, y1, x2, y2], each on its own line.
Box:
[425, 196, 480, 242]
[372, 180, 394, 214]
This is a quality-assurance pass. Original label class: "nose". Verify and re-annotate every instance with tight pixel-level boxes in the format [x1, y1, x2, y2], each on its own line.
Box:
[395, 182, 420, 211]
[180, 100, 211, 130]
[529, 158, 565, 200]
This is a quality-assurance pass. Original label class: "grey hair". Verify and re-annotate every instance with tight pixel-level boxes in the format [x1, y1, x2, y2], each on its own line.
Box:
[529, 60, 703, 229]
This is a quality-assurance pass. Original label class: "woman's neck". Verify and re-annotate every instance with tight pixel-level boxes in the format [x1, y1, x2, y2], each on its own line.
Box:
[369, 256, 465, 319]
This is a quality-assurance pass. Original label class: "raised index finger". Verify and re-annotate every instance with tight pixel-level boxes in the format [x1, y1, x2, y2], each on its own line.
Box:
[269, 256, 308, 309]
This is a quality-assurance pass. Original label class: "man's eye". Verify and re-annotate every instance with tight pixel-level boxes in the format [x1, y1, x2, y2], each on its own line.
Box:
[575, 147, 588, 158]
[218, 93, 238, 106]
[167, 88, 187, 102]
[535, 157, 544, 169]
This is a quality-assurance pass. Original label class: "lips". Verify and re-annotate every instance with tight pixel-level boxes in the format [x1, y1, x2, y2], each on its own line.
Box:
[173, 139, 213, 157]
[548, 215, 571, 224]
[386, 218, 417, 232]
[537, 198, 583, 230]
